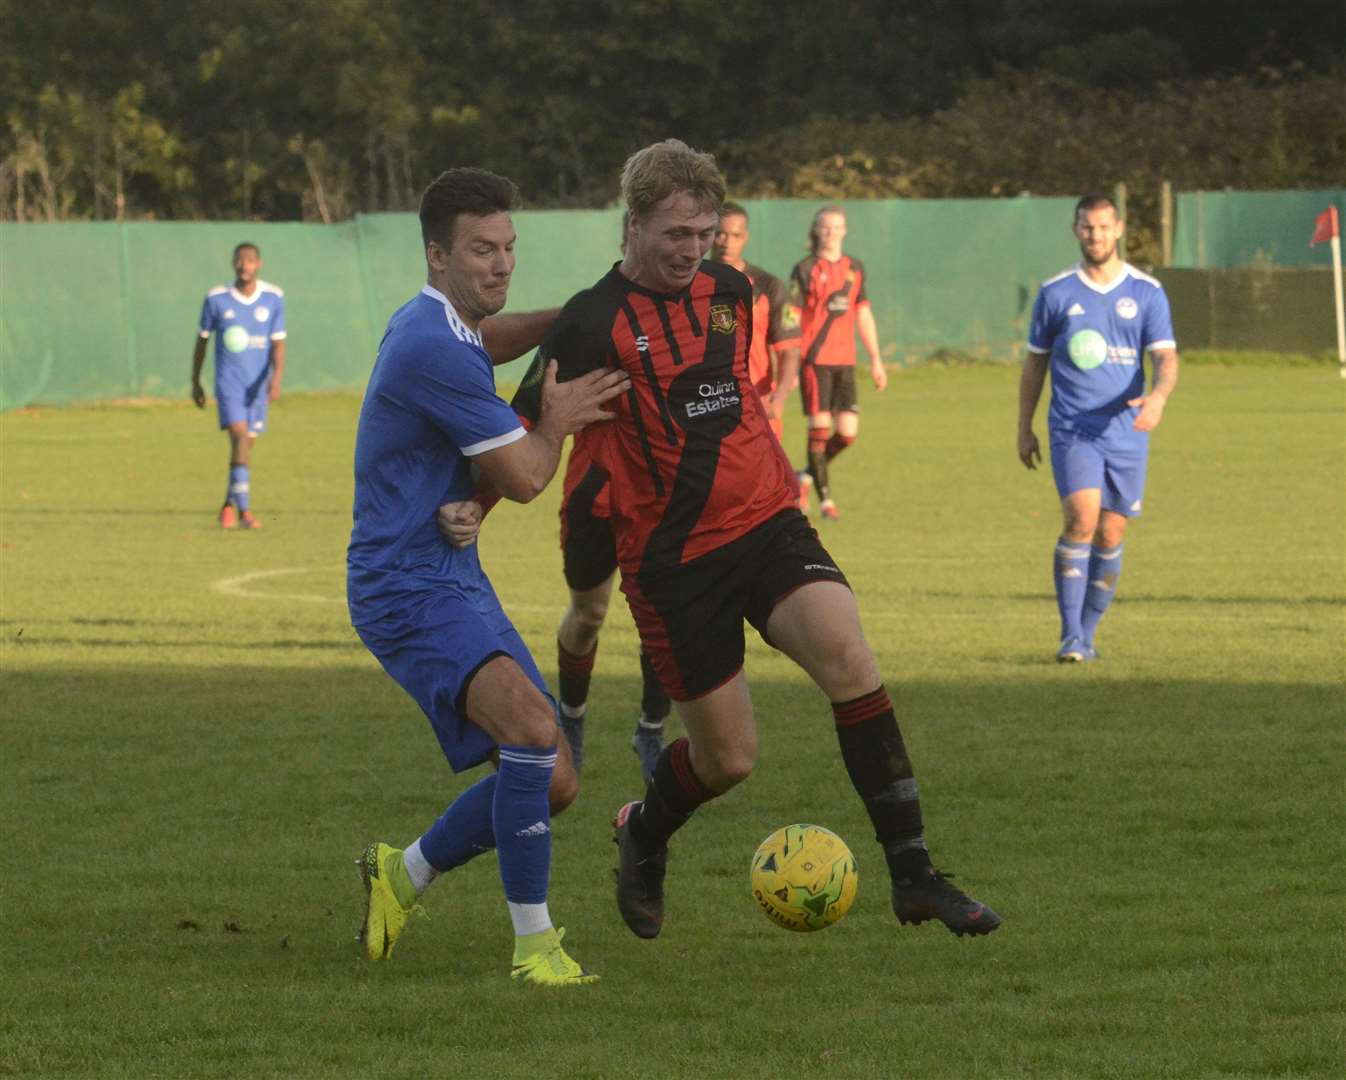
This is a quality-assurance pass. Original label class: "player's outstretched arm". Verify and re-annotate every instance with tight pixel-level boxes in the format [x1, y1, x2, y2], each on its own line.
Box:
[1128, 347, 1179, 432]
[1017, 351, 1048, 469]
[480, 308, 562, 365]
[190, 338, 208, 408]
[472, 360, 628, 503]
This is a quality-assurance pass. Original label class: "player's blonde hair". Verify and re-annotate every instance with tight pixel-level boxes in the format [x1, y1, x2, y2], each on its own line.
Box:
[620, 139, 726, 222]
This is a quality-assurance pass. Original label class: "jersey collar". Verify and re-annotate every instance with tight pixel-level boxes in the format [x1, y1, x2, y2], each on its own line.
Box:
[1072, 262, 1133, 295]
[230, 282, 265, 305]
[421, 285, 483, 347]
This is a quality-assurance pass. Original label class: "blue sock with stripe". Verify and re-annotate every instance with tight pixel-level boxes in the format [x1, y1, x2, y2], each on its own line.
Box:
[1053, 538, 1091, 643]
[494, 744, 555, 905]
[227, 464, 250, 511]
[418, 774, 497, 872]
[1081, 544, 1124, 648]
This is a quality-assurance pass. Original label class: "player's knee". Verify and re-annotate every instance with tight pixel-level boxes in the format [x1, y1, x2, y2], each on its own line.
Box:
[1061, 511, 1095, 542]
[572, 596, 609, 633]
[497, 691, 561, 750]
[695, 745, 756, 792]
[1095, 520, 1127, 548]
[817, 633, 881, 700]
[716, 752, 755, 790]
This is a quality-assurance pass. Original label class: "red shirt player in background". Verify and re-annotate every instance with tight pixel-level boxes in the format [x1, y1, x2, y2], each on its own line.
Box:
[709, 202, 801, 447]
[512, 139, 1000, 946]
[789, 206, 887, 520]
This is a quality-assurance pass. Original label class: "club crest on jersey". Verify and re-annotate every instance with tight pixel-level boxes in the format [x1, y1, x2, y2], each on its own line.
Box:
[709, 304, 736, 334]
[256, 307, 270, 321]
[1115, 297, 1138, 319]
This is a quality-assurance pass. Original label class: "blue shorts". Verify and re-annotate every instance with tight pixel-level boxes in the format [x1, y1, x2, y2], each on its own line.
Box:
[1050, 430, 1148, 516]
[216, 370, 270, 434]
[354, 595, 556, 773]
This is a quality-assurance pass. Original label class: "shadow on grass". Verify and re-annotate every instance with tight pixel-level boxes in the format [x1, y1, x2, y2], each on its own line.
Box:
[5, 665, 1342, 1079]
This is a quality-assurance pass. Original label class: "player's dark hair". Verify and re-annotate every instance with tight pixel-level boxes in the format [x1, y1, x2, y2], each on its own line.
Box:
[420, 168, 519, 252]
[721, 201, 748, 223]
[809, 205, 845, 253]
[1074, 193, 1120, 221]
[233, 242, 260, 259]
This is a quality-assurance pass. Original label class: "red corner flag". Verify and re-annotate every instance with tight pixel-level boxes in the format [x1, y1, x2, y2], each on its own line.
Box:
[1310, 206, 1339, 246]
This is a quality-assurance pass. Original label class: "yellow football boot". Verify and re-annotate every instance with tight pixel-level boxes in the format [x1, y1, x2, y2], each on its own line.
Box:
[510, 927, 598, 987]
[356, 842, 423, 961]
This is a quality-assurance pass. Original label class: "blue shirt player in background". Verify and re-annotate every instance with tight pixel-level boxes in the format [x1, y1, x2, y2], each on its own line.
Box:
[1017, 194, 1181, 662]
[191, 242, 286, 529]
[347, 167, 628, 986]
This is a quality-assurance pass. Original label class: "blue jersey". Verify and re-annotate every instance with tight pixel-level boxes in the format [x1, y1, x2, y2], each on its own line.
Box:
[198, 281, 286, 385]
[347, 286, 525, 626]
[1028, 263, 1175, 448]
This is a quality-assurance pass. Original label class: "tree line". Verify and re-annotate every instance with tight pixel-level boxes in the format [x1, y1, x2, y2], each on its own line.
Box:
[3, 0, 1343, 266]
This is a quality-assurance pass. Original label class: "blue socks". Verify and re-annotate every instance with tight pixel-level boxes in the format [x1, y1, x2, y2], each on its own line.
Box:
[227, 464, 250, 511]
[494, 744, 556, 905]
[1053, 538, 1091, 643]
[418, 774, 498, 872]
[1081, 544, 1124, 647]
[414, 742, 558, 908]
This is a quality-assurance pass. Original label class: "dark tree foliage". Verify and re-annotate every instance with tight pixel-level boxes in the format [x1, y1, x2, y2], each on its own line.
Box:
[3, 0, 1343, 241]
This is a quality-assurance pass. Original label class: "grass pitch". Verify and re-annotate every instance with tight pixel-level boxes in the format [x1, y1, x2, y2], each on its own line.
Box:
[2, 363, 1343, 1079]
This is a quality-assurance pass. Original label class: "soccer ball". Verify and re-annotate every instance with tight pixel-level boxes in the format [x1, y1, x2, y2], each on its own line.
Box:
[750, 824, 858, 932]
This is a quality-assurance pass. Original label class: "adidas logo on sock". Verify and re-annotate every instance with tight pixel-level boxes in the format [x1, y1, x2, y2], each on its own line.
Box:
[515, 821, 550, 838]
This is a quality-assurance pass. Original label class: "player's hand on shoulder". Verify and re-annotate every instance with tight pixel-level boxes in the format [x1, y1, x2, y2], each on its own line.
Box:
[1018, 430, 1041, 469]
[540, 359, 630, 436]
[437, 499, 484, 548]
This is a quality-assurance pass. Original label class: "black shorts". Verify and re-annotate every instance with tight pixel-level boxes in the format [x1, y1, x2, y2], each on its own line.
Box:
[561, 485, 618, 593]
[800, 364, 858, 418]
[622, 508, 850, 701]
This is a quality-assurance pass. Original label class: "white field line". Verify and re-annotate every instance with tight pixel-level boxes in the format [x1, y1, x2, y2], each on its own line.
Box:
[208, 567, 1337, 624]
[211, 567, 344, 604]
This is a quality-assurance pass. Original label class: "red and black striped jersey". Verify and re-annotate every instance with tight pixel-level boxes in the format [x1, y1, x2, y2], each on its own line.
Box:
[742, 261, 801, 398]
[560, 428, 609, 520]
[788, 253, 870, 368]
[513, 261, 796, 581]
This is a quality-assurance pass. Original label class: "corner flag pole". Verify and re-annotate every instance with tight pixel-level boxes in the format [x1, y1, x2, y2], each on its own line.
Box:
[1310, 206, 1345, 378]
[1332, 229, 1345, 380]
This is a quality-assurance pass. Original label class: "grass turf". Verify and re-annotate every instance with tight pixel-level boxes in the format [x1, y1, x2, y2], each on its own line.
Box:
[2, 363, 1343, 1078]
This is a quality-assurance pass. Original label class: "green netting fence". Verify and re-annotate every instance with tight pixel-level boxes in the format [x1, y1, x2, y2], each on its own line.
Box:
[4, 189, 1342, 410]
[1172, 188, 1346, 269]
[1, 198, 1081, 410]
